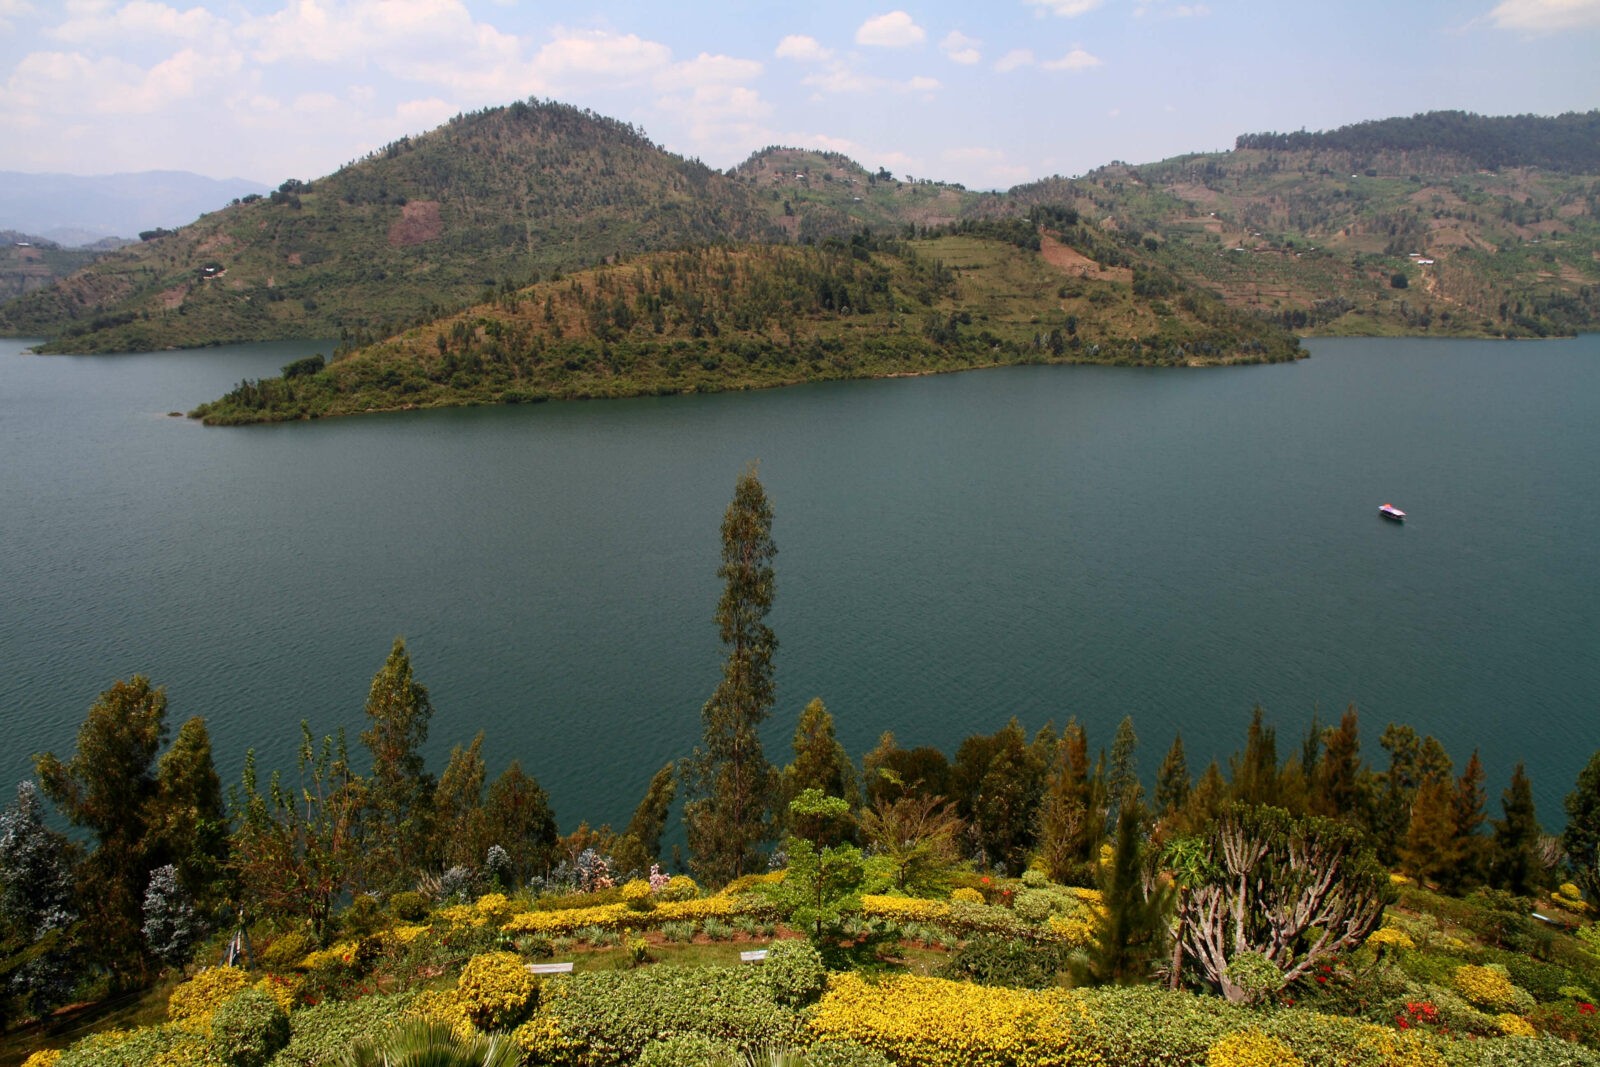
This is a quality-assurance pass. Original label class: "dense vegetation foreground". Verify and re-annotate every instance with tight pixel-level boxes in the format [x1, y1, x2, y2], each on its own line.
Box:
[9, 467, 1600, 1066]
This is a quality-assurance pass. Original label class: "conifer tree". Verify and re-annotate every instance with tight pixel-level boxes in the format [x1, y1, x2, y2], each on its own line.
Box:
[1313, 705, 1363, 822]
[1229, 706, 1279, 807]
[1082, 798, 1169, 986]
[433, 733, 487, 870]
[684, 465, 779, 886]
[781, 698, 858, 844]
[1448, 749, 1488, 891]
[1177, 760, 1229, 834]
[1106, 716, 1140, 828]
[360, 638, 436, 890]
[1562, 750, 1600, 905]
[482, 762, 559, 885]
[1037, 720, 1102, 884]
[1154, 733, 1191, 819]
[613, 762, 677, 876]
[1402, 762, 1457, 887]
[1490, 762, 1541, 895]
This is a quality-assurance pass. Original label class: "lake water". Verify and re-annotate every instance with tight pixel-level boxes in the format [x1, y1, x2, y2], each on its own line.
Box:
[2, 335, 1597, 837]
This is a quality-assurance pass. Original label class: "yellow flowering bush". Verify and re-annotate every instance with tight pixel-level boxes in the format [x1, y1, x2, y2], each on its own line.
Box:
[389, 923, 431, 945]
[949, 887, 984, 904]
[407, 988, 475, 1041]
[21, 1050, 61, 1066]
[1047, 913, 1098, 948]
[860, 895, 951, 923]
[1364, 927, 1416, 952]
[254, 973, 301, 1014]
[1554, 883, 1589, 912]
[434, 903, 488, 928]
[1494, 1013, 1536, 1037]
[504, 902, 632, 935]
[622, 879, 655, 911]
[501, 892, 763, 936]
[1354, 1029, 1449, 1067]
[457, 951, 540, 1030]
[298, 939, 360, 972]
[657, 874, 702, 901]
[168, 966, 253, 1026]
[1206, 1030, 1304, 1067]
[1453, 964, 1531, 1013]
[474, 893, 516, 925]
[809, 972, 1097, 1067]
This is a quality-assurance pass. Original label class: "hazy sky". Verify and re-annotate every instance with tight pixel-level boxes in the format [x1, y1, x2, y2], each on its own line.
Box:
[2, 0, 1598, 190]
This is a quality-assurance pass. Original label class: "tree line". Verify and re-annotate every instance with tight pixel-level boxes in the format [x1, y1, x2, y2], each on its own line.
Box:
[5, 465, 1599, 1022]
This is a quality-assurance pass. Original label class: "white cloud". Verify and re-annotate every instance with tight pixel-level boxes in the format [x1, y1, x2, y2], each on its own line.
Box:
[656, 52, 762, 92]
[906, 75, 940, 92]
[803, 62, 882, 95]
[1042, 48, 1102, 70]
[1485, 0, 1600, 30]
[995, 48, 1035, 72]
[0, 45, 242, 117]
[528, 30, 671, 84]
[855, 10, 926, 47]
[1134, 0, 1212, 16]
[48, 1, 224, 44]
[1023, 0, 1105, 16]
[940, 30, 982, 64]
[774, 34, 832, 61]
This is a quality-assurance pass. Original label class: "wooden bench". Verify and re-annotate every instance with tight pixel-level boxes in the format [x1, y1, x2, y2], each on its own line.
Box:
[739, 950, 768, 964]
[526, 962, 575, 974]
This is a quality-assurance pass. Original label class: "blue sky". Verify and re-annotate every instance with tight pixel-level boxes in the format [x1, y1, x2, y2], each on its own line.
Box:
[2, 0, 1598, 189]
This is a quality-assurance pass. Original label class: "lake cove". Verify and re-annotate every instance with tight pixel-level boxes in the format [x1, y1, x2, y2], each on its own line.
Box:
[2, 334, 1596, 830]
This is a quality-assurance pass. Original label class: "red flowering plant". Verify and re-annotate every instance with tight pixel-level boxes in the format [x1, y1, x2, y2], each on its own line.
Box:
[1528, 1000, 1600, 1048]
[1281, 952, 1381, 1016]
[1395, 1000, 1448, 1034]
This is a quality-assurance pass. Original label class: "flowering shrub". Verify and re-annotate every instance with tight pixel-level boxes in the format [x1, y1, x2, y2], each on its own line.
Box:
[209, 988, 289, 1067]
[388, 891, 429, 921]
[809, 972, 1097, 1067]
[457, 951, 540, 1030]
[22, 1052, 61, 1067]
[168, 967, 253, 1026]
[473, 892, 517, 925]
[648, 864, 672, 893]
[254, 973, 301, 1015]
[1395, 1001, 1445, 1033]
[1205, 1030, 1305, 1067]
[1495, 1013, 1537, 1037]
[54, 1025, 217, 1067]
[1454, 964, 1534, 1013]
[1528, 1000, 1600, 1047]
[1365, 927, 1417, 953]
[406, 988, 475, 1041]
[1046, 914, 1097, 948]
[949, 887, 983, 904]
[622, 879, 655, 911]
[433, 904, 489, 928]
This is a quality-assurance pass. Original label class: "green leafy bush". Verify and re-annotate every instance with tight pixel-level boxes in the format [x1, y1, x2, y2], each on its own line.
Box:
[259, 931, 315, 971]
[211, 989, 290, 1067]
[513, 967, 803, 1067]
[806, 1040, 895, 1067]
[268, 991, 415, 1066]
[56, 1025, 217, 1067]
[387, 891, 429, 922]
[637, 1033, 738, 1067]
[937, 935, 1069, 989]
[764, 939, 827, 1007]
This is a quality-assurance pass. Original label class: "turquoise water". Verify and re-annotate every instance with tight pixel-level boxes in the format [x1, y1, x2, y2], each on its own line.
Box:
[2, 335, 1596, 833]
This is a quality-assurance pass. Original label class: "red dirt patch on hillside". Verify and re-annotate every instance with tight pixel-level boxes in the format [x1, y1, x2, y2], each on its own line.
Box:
[1039, 231, 1132, 283]
[388, 200, 443, 247]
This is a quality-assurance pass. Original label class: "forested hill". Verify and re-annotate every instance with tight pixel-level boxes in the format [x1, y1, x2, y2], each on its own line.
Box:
[0, 100, 780, 354]
[1235, 110, 1600, 173]
[189, 220, 1299, 424]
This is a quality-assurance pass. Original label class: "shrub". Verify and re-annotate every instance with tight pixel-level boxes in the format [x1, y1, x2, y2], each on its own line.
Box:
[338, 895, 385, 938]
[1455, 964, 1535, 1013]
[1206, 1030, 1305, 1067]
[622, 879, 655, 911]
[388, 891, 428, 922]
[473, 893, 515, 926]
[637, 1033, 738, 1067]
[1528, 999, 1600, 1047]
[809, 972, 1096, 1067]
[22, 1053, 62, 1067]
[764, 939, 827, 1007]
[210, 988, 290, 1067]
[1364, 927, 1417, 953]
[269, 991, 415, 1066]
[807, 1040, 895, 1067]
[56, 1025, 215, 1067]
[457, 951, 539, 1030]
[937, 935, 1069, 989]
[950, 887, 983, 904]
[258, 931, 315, 971]
[169, 967, 253, 1025]
[1225, 952, 1287, 1004]
[513, 967, 804, 1067]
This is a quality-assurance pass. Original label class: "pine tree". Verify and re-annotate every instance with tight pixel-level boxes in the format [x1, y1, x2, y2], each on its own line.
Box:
[1490, 762, 1541, 895]
[1037, 719, 1101, 885]
[1313, 705, 1363, 822]
[360, 638, 436, 890]
[1154, 733, 1191, 819]
[781, 698, 858, 844]
[1402, 767, 1457, 887]
[684, 465, 779, 886]
[1082, 798, 1169, 986]
[1447, 749, 1488, 892]
[613, 762, 677, 876]
[1229, 706, 1279, 807]
[1562, 750, 1600, 905]
[1176, 760, 1229, 834]
[1106, 716, 1141, 828]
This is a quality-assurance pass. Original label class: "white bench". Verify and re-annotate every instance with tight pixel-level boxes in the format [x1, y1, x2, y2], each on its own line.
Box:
[740, 950, 768, 964]
[526, 962, 575, 974]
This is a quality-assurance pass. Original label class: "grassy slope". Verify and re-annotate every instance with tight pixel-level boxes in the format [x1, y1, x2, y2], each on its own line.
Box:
[189, 226, 1300, 425]
[0, 102, 780, 354]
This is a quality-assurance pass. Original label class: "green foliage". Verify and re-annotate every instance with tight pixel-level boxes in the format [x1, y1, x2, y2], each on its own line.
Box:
[771, 793, 865, 945]
[360, 638, 436, 891]
[1565, 750, 1600, 905]
[762, 938, 827, 1007]
[269, 991, 416, 1066]
[512, 967, 804, 1067]
[338, 1019, 520, 1067]
[804, 1040, 895, 1067]
[210, 988, 290, 1067]
[637, 1033, 738, 1067]
[937, 935, 1070, 989]
[456, 951, 539, 1030]
[1081, 801, 1169, 987]
[1235, 110, 1600, 172]
[388, 892, 429, 922]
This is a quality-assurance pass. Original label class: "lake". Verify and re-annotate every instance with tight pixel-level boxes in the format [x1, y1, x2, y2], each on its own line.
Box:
[2, 335, 1597, 837]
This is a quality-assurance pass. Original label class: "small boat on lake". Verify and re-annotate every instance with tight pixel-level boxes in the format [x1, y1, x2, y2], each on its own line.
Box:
[1379, 503, 1406, 521]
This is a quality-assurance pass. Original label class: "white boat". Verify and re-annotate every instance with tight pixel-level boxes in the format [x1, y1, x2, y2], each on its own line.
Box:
[1378, 503, 1406, 521]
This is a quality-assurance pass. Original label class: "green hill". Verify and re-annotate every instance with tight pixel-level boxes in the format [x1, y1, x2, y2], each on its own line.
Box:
[0, 100, 780, 354]
[189, 219, 1299, 424]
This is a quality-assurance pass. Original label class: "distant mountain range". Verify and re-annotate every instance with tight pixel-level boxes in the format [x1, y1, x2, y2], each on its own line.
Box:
[0, 170, 271, 246]
[1, 103, 1596, 418]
